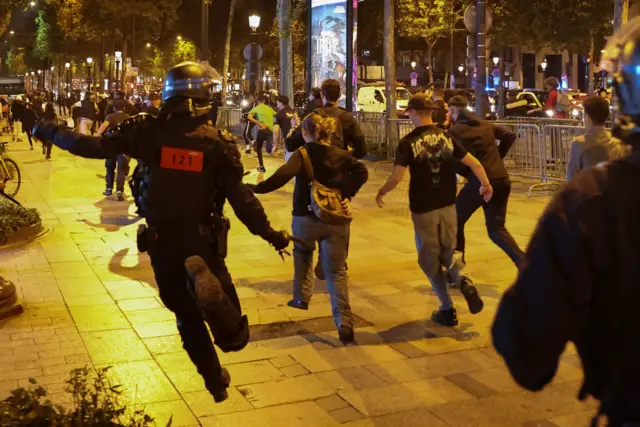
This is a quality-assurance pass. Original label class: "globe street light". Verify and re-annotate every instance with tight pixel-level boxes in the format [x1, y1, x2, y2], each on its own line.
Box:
[410, 61, 417, 70]
[29, 1, 36, 7]
[146, 43, 151, 48]
[492, 56, 500, 66]
[177, 35, 182, 41]
[86, 57, 93, 90]
[249, 15, 261, 33]
[541, 59, 548, 72]
[458, 65, 464, 73]
[9, 31, 14, 35]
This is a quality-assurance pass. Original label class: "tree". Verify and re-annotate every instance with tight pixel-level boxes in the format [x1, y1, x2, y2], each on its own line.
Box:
[5, 48, 28, 75]
[614, 0, 629, 31]
[384, 0, 397, 151]
[222, 0, 237, 100]
[34, 10, 51, 60]
[172, 39, 196, 64]
[397, 0, 462, 83]
[268, 0, 307, 91]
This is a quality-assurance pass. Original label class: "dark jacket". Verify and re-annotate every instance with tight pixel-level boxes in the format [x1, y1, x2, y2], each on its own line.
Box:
[448, 112, 516, 183]
[285, 103, 367, 159]
[37, 115, 278, 241]
[21, 107, 38, 129]
[492, 148, 640, 423]
[301, 97, 323, 118]
[11, 100, 25, 121]
[253, 141, 368, 217]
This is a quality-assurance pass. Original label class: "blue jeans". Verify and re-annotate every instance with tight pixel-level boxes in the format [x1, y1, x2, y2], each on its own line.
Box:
[412, 205, 465, 311]
[292, 215, 352, 328]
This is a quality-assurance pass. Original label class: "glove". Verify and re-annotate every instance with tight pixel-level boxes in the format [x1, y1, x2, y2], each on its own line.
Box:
[33, 121, 59, 143]
[265, 229, 289, 252]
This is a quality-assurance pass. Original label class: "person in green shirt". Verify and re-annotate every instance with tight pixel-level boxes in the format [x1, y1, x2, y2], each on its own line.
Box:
[247, 95, 276, 172]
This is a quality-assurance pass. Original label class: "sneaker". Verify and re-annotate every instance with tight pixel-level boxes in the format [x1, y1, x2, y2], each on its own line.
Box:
[338, 325, 355, 344]
[207, 368, 231, 403]
[431, 308, 459, 327]
[245, 145, 252, 154]
[42, 145, 46, 155]
[287, 299, 309, 310]
[460, 276, 484, 314]
[314, 262, 325, 281]
[45, 155, 51, 160]
[257, 166, 266, 173]
[116, 191, 125, 201]
[30, 145, 33, 150]
[103, 188, 113, 196]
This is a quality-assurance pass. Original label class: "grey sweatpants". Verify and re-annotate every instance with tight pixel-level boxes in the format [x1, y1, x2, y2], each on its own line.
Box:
[292, 215, 352, 329]
[412, 205, 465, 310]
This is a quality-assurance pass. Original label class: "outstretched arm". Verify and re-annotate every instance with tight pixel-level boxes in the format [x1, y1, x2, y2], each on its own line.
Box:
[376, 166, 406, 208]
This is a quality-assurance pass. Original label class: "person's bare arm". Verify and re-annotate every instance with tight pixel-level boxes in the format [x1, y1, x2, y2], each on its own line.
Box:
[460, 153, 493, 202]
[95, 121, 111, 137]
[247, 112, 265, 129]
[376, 166, 407, 208]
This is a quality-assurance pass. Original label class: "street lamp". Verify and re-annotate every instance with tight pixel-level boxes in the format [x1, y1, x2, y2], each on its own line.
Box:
[541, 59, 548, 72]
[492, 57, 500, 66]
[9, 31, 14, 35]
[458, 65, 464, 73]
[146, 43, 151, 48]
[65, 62, 71, 94]
[29, 1, 36, 7]
[249, 15, 261, 33]
[177, 35, 182, 41]
[115, 50, 122, 91]
[86, 57, 93, 90]
[410, 61, 417, 70]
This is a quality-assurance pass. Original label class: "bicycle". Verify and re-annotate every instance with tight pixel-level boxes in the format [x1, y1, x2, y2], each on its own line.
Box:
[0, 142, 21, 197]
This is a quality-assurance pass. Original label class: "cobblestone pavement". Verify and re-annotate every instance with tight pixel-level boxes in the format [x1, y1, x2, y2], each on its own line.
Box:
[0, 134, 596, 427]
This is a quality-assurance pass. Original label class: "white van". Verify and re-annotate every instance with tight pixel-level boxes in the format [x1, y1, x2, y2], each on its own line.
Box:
[357, 85, 412, 113]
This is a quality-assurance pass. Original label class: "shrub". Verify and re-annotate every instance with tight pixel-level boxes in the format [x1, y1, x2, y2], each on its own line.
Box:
[0, 198, 41, 243]
[0, 366, 171, 427]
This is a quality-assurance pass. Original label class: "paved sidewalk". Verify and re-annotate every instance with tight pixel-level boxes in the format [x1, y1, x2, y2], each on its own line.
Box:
[0, 135, 595, 427]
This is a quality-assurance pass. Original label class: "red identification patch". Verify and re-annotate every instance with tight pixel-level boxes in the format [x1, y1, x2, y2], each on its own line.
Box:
[160, 147, 204, 172]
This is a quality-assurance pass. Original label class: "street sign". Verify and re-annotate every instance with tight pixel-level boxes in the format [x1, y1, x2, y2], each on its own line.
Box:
[411, 78, 417, 87]
[463, 5, 493, 33]
[410, 72, 418, 79]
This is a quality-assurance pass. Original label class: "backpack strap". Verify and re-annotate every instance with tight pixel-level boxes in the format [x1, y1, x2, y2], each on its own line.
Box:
[299, 146, 315, 182]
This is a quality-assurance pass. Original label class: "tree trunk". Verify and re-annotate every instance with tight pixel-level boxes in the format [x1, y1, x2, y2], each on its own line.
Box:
[513, 45, 522, 89]
[122, 38, 128, 92]
[278, 0, 294, 99]
[222, 0, 237, 100]
[427, 42, 434, 84]
[614, 0, 630, 31]
[384, 0, 397, 147]
[588, 34, 595, 94]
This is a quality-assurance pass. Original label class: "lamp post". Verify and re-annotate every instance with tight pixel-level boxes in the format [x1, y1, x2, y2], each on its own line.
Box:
[37, 69, 42, 91]
[492, 56, 500, 66]
[65, 62, 71, 96]
[115, 51, 122, 91]
[410, 61, 417, 70]
[86, 57, 93, 91]
[247, 15, 262, 94]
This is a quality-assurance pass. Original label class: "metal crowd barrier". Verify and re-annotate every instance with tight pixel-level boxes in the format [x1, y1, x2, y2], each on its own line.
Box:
[542, 125, 585, 182]
[354, 111, 386, 156]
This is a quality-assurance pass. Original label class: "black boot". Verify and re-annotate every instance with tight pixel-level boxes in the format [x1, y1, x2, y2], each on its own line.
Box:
[206, 368, 231, 403]
[185, 256, 250, 353]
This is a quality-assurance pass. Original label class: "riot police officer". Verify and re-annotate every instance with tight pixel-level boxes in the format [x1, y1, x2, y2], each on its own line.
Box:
[492, 18, 640, 426]
[34, 62, 290, 403]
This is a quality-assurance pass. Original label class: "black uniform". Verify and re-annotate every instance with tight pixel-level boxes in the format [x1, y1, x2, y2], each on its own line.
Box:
[492, 148, 640, 425]
[448, 112, 524, 266]
[36, 113, 286, 397]
[285, 103, 367, 159]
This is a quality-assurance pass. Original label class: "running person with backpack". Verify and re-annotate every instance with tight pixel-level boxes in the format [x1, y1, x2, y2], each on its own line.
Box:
[249, 111, 368, 343]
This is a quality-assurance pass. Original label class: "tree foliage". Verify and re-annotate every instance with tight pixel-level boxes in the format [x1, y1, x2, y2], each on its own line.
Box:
[34, 10, 51, 60]
[5, 48, 28, 75]
[172, 39, 196, 65]
[397, 0, 464, 82]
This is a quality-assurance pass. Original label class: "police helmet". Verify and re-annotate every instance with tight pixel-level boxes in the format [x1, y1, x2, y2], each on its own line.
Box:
[601, 17, 640, 134]
[162, 62, 211, 103]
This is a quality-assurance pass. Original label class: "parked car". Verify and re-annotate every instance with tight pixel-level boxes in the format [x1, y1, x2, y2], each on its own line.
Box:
[357, 84, 412, 113]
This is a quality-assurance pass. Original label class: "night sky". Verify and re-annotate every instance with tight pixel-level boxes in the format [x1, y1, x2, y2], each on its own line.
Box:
[177, 0, 278, 67]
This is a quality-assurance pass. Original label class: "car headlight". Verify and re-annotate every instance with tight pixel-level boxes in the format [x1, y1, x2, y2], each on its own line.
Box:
[571, 109, 579, 117]
[546, 110, 554, 117]
[241, 100, 248, 107]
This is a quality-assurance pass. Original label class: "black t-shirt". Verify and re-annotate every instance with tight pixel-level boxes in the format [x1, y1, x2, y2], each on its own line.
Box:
[395, 125, 467, 214]
[274, 106, 295, 137]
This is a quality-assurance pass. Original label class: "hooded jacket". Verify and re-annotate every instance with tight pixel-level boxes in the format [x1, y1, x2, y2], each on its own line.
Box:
[448, 112, 516, 182]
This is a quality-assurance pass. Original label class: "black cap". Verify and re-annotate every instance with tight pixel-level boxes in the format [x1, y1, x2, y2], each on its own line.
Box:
[405, 94, 439, 112]
[276, 95, 290, 105]
[448, 95, 469, 107]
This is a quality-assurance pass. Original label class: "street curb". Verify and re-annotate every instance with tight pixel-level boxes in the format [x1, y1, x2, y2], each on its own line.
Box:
[0, 222, 49, 249]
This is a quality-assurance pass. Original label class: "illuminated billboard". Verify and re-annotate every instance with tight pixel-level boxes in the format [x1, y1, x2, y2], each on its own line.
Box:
[309, 0, 356, 110]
